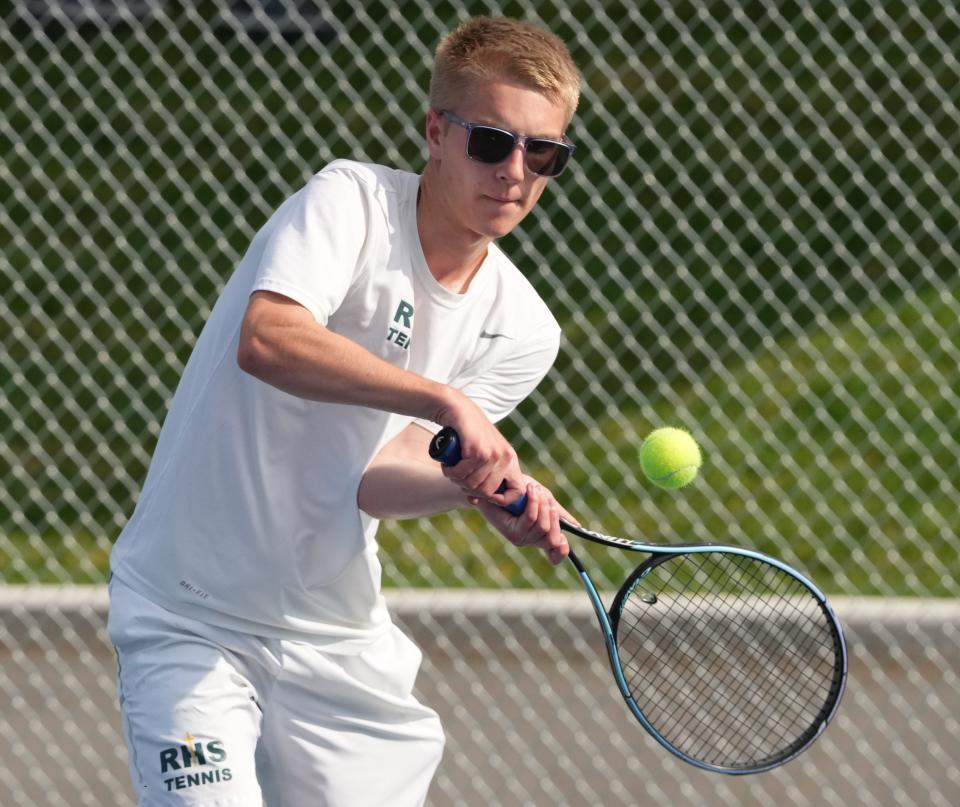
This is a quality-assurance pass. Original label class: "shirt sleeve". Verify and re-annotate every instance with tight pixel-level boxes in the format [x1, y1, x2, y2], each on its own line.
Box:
[464, 330, 560, 423]
[251, 166, 373, 324]
[415, 326, 561, 433]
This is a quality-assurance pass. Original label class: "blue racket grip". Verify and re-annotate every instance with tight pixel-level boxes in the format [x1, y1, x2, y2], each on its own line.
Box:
[428, 427, 528, 516]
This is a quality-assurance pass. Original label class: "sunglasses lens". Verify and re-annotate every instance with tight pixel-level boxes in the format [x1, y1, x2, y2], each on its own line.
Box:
[466, 126, 517, 164]
[525, 139, 571, 176]
[462, 119, 574, 177]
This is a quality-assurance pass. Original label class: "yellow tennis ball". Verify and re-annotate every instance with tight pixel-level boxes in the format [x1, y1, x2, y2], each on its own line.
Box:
[640, 427, 702, 489]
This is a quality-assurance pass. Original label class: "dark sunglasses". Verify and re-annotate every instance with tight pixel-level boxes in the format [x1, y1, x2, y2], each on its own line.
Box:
[438, 109, 576, 177]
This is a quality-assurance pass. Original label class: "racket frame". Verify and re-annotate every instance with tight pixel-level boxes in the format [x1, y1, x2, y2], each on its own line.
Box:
[565, 524, 848, 775]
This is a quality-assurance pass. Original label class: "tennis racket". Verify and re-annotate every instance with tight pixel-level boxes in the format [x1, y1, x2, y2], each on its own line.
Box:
[429, 426, 847, 775]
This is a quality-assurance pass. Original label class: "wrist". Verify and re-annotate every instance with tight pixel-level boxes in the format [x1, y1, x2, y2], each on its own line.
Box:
[426, 384, 467, 426]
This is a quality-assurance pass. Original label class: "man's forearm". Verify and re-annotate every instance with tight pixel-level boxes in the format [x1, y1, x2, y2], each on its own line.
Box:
[357, 457, 469, 520]
[237, 291, 456, 421]
[357, 422, 472, 520]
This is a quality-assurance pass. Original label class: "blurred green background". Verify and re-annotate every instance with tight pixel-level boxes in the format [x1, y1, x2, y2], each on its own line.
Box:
[2, 1, 958, 595]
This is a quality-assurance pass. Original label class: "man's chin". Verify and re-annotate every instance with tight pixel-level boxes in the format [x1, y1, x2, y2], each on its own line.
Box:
[480, 211, 528, 240]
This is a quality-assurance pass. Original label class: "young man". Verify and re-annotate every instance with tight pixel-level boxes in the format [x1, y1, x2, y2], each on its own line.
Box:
[109, 16, 582, 806]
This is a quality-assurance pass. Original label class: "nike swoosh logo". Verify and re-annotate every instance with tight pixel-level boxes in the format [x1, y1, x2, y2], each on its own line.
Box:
[479, 331, 513, 340]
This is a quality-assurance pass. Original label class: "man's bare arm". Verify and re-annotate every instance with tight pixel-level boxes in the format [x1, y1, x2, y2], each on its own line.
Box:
[238, 291, 453, 417]
[357, 425, 468, 519]
[238, 290, 525, 503]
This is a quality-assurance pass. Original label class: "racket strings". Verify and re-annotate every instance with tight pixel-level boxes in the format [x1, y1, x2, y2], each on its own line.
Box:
[615, 551, 841, 768]
[691, 559, 832, 755]
[621, 616, 811, 762]
[622, 560, 831, 763]
[638, 562, 830, 760]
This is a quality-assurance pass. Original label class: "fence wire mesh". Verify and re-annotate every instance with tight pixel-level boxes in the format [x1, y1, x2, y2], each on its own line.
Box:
[2, 1, 958, 805]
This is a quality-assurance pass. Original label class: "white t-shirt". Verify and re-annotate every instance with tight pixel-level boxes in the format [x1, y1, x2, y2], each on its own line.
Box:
[110, 160, 561, 645]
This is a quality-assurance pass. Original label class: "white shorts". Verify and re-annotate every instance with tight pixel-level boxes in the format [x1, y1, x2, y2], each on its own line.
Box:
[108, 577, 444, 807]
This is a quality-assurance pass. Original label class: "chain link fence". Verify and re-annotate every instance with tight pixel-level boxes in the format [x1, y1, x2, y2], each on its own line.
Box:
[2, 1, 958, 805]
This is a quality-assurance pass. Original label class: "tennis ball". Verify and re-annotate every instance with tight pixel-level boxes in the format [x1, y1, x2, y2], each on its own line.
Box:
[639, 427, 702, 489]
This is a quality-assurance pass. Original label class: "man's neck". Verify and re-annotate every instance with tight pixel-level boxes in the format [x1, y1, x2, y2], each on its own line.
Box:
[416, 171, 490, 294]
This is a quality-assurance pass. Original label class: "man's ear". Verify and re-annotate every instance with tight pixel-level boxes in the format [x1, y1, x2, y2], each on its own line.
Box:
[425, 108, 444, 161]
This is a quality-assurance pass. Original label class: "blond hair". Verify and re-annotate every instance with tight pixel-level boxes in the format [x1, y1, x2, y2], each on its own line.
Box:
[429, 17, 581, 127]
